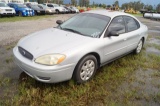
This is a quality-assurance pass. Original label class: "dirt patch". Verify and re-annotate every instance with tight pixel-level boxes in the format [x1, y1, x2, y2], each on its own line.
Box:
[146, 47, 160, 55]
[116, 68, 160, 106]
[148, 38, 160, 45]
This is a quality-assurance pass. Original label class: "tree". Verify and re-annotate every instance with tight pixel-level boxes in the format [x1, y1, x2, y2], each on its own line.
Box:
[144, 5, 153, 11]
[121, 1, 145, 11]
[71, 0, 77, 5]
[156, 3, 160, 12]
[79, 0, 89, 7]
[79, 0, 82, 6]
[102, 4, 106, 8]
[114, 0, 119, 7]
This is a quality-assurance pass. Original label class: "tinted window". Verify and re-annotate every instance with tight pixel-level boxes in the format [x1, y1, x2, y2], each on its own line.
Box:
[108, 16, 126, 34]
[124, 16, 139, 32]
[47, 4, 53, 7]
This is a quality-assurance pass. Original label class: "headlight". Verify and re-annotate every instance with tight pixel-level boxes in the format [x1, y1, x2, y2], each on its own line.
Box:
[37, 11, 40, 13]
[22, 10, 26, 12]
[35, 54, 66, 66]
[48, 9, 52, 12]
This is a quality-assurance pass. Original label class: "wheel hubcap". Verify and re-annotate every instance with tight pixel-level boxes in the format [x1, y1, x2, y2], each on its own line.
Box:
[137, 40, 143, 53]
[80, 60, 95, 81]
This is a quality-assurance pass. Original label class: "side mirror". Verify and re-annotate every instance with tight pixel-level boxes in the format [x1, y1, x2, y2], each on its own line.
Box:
[109, 31, 119, 37]
[56, 20, 63, 25]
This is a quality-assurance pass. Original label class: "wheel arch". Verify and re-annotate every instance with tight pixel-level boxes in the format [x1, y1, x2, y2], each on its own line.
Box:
[141, 37, 145, 44]
[72, 52, 101, 77]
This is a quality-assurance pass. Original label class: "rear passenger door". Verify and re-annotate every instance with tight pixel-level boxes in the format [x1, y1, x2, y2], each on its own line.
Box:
[123, 16, 141, 52]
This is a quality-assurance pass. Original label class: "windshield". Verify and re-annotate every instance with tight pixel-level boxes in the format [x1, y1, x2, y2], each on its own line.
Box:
[53, 4, 58, 7]
[39, 4, 47, 9]
[60, 13, 110, 38]
[0, 3, 9, 7]
[17, 4, 27, 8]
[31, 5, 40, 9]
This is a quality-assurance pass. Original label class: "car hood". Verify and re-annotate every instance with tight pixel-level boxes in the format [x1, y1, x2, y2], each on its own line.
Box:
[0, 7, 14, 9]
[18, 28, 93, 58]
[18, 7, 32, 11]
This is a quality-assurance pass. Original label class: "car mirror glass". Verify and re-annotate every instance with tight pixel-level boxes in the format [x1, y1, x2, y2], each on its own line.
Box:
[56, 20, 63, 25]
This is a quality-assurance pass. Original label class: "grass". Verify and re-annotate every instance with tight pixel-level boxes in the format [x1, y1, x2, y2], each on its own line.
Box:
[0, 32, 160, 105]
[0, 48, 160, 106]
[129, 13, 143, 17]
[0, 15, 55, 23]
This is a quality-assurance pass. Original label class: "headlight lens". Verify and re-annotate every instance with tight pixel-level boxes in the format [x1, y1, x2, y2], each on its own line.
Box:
[22, 10, 26, 12]
[35, 54, 66, 66]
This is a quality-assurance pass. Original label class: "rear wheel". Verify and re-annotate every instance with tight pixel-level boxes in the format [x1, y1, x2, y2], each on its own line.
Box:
[134, 38, 143, 54]
[73, 55, 97, 84]
[18, 12, 22, 16]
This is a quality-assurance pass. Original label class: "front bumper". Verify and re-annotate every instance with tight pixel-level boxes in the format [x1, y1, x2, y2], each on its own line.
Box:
[22, 12, 34, 16]
[59, 10, 65, 13]
[13, 47, 76, 83]
[0, 13, 15, 16]
[45, 10, 55, 14]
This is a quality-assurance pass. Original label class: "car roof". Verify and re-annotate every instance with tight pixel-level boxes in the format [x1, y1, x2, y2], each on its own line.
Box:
[84, 10, 134, 19]
[8, 3, 22, 5]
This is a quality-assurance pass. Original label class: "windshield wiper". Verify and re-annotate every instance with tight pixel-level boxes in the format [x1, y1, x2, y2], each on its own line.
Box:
[62, 28, 83, 35]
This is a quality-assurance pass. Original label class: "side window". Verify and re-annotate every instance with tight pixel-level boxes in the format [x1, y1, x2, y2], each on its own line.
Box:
[8, 4, 11, 7]
[38, 5, 43, 9]
[124, 16, 140, 32]
[9, 4, 13, 8]
[47, 4, 53, 7]
[108, 16, 126, 34]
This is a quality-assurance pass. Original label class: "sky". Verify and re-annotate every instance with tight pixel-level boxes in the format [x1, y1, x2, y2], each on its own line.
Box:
[90, 0, 160, 6]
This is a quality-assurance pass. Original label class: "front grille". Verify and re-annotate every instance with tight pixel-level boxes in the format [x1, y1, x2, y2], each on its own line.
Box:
[18, 46, 33, 60]
[5, 9, 12, 11]
[7, 13, 13, 15]
[41, 11, 45, 14]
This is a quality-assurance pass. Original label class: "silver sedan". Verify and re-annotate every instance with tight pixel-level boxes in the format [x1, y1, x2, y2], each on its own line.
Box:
[13, 10, 148, 84]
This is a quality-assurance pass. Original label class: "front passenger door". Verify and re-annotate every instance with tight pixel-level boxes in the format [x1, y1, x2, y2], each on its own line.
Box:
[102, 16, 128, 63]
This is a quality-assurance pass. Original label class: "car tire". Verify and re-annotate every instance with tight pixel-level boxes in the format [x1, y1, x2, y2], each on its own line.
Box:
[134, 38, 143, 54]
[73, 55, 97, 84]
[56, 10, 59, 14]
[18, 12, 22, 16]
[35, 11, 38, 16]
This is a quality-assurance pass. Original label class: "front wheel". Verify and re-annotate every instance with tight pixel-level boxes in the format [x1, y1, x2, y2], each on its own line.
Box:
[73, 55, 97, 84]
[134, 39, 143, 54]
[56, 10, 59, 14]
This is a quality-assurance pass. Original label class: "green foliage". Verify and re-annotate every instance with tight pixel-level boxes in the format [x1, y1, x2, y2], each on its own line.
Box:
[71, 0, 77, 6]
[79, 0, 89, 7]
[156, 3, 160, 12]
[121, 1, 145, 11]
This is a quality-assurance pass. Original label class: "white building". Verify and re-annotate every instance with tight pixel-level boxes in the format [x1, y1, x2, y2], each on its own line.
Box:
[0, 0, 24, 3]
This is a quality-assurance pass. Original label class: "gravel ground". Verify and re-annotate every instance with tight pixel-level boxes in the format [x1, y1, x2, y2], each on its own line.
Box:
[0, 14, 75, 46]
[0, 14, 160, 105]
